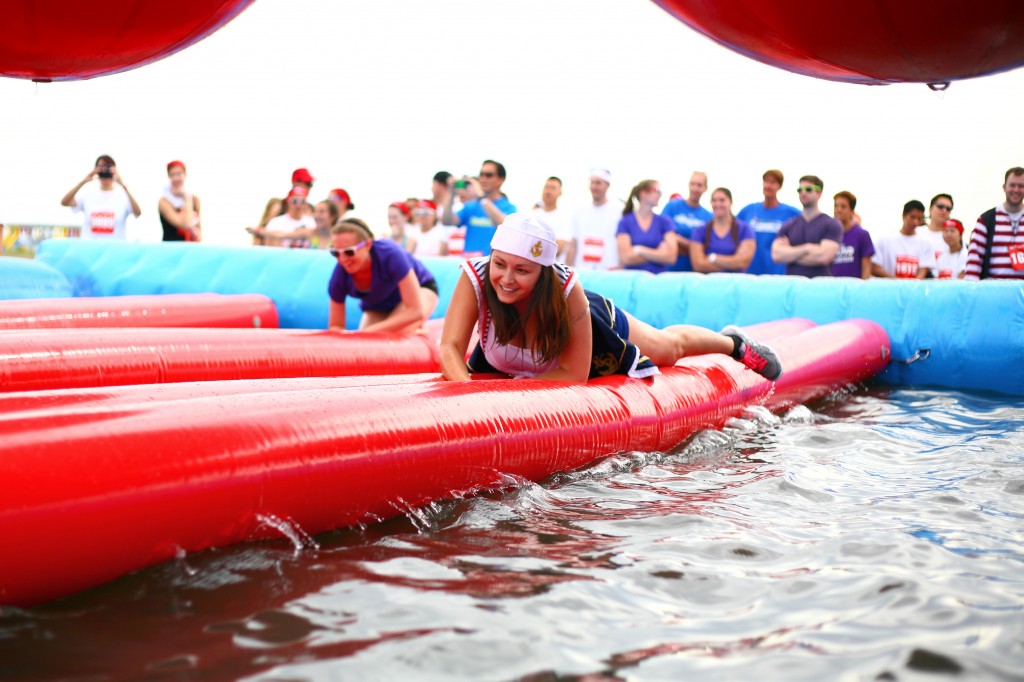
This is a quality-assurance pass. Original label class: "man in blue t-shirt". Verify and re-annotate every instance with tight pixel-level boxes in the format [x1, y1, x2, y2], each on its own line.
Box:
[442, 159, 517, 257]
[771, 175, 843, 278]
[737, 169, 801, 275]
[661, 171, 712, 272]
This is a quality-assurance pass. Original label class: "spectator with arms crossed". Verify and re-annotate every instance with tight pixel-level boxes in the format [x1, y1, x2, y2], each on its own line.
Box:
[770, 175, 843, 277]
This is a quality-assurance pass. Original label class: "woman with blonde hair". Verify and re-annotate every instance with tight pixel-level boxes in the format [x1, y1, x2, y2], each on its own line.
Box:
[328, 218, 438, 333]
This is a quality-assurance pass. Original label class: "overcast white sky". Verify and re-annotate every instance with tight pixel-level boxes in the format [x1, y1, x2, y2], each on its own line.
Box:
[0, 0, 1020, 245]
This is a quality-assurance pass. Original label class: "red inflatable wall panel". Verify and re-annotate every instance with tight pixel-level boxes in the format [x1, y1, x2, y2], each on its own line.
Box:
[0, 319, 888, 606]
[0, 293, 278, 330]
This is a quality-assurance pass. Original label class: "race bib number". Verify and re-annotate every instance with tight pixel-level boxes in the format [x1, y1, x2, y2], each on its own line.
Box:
[582, 237, 605, 263]
[89, 211, 115, 235]
[448, 229, 465, 256]
[894, 255, 919, 278]
[1009, 243, 1024, 271]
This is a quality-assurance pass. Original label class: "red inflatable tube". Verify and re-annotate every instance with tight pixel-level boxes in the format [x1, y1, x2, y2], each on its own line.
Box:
[0, 319, 887, 606]
[0, 293, 279, 330]
[0, 317, 812, 393]
[0, 320, 807, 410]
[0, 327, 441, 392]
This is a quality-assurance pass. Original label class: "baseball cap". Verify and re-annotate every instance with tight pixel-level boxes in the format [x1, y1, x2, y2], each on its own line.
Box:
[329, 188, 354, 209]
[292, 168, 315, 185]
[389, 201, 411, 219]
[944, 218, 964, 234]
[287, 185, 309, 201]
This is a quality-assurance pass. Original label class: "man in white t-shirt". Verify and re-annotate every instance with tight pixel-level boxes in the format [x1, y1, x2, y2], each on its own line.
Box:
[571, 168, 624, 271]
[411, 200, 450, 257]
[871, 200, 936, 279]
[917, 193, 954, 262]
[60, 154, 142, 240]
[262, 186, 317, 247]
[531, 176, 574, 263]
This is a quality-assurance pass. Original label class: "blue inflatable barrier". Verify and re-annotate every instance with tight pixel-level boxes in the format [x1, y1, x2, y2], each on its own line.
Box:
[35, 240, 463, 330]
[0, 256, 72, 300]
[29, 240, 1024, 395]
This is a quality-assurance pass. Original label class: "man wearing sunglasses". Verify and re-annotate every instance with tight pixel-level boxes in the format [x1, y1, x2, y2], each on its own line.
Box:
[770, 175, 843, 278]
[441, 159, 517, 257]
[252, 185, 316, 247]
[917, 194, 955, 263]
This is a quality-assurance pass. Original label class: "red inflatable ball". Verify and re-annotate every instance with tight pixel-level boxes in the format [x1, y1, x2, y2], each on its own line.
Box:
[653, 0, 1024, 86]
[0, 0, 255, 82]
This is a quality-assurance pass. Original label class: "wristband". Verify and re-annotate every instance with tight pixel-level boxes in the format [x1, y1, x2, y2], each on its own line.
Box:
[709, 253, 717, 264]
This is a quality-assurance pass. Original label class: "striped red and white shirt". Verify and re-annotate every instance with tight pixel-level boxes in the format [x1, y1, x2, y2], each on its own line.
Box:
[964, 206, 1024, 280]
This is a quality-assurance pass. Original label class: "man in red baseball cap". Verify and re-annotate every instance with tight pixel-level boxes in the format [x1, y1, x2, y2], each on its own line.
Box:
[292, 168, 315, 189]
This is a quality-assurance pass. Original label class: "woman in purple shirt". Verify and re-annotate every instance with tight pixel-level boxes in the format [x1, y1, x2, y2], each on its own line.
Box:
[689, 187, 756, 273]
[327, 218, 439, 332]
[616, 179, 677, 274]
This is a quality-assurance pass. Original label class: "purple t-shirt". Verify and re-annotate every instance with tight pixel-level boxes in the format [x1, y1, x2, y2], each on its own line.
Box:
[616, 212, 676, 274]
[777, 213, 844, 278]
[328, 238, 435, 312]
[690, 219, 756, 272]
[831, 223, 876, 278]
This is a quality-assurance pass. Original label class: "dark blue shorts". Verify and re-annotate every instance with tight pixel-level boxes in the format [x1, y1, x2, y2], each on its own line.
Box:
[587, 290, 630, 340]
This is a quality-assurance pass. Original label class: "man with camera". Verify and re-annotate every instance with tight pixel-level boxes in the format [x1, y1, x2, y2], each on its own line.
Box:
[60, 154, 142, 240]
[442, 159, 517, 257]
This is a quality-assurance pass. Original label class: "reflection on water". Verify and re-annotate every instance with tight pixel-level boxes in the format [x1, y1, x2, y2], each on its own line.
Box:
[1, 387, 1022, 681]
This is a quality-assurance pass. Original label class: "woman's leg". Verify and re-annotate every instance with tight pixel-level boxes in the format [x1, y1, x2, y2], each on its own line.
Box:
[624, 313, 782, 379]
[624, 312, 732, 366]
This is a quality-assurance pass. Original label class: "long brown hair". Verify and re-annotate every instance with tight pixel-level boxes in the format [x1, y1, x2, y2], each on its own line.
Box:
[622, 179, 658, 216]
[483, 262, 571, 365]
[705, 187, 738, 252]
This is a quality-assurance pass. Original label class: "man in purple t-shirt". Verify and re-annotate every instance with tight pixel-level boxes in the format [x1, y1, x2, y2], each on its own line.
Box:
[770, 175, 843, 277]
[831, 190, 875, 279]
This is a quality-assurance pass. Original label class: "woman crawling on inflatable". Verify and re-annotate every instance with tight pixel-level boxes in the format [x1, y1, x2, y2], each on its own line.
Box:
[440, 214, 782, 382]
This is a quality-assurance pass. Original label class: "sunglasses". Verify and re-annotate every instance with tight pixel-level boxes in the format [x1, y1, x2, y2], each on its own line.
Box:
[797, 186, 822, 194]
[479, 171, 497, 178]
[288, 197, 305, 205]
[330, 241, 367, 258]
[934, 204, 952, 211]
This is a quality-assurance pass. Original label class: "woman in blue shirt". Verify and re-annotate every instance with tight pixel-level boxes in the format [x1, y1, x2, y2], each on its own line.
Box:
[327, 218, 438, 332]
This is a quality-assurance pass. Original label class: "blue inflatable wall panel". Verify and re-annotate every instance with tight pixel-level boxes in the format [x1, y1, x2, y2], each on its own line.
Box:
[35, 240, 463, 330]
[0, 256, 72, 300]
[30, 240, 1024, 395]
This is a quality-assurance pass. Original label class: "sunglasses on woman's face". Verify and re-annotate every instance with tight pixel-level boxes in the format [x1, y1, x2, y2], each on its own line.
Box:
[330, 241, 367, 258]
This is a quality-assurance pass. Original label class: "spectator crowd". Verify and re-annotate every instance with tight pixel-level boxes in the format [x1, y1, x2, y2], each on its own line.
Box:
[62, 155, 1024, 282]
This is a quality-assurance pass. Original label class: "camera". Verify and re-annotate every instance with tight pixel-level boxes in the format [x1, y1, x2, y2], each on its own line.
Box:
[96, 166, 113, 179]
[454, 180, 468, 190]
